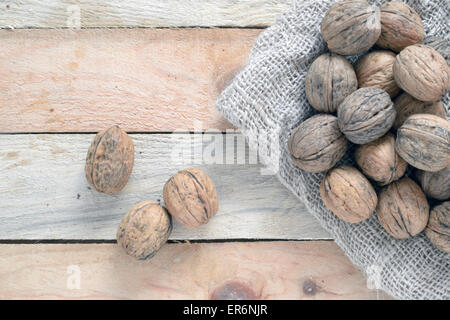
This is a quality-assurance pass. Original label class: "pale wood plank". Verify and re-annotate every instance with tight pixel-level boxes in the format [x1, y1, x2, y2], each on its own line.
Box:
[0, 133, 330, 240]
[0, 28, 261, 133]
[0, 242, 390, 300]
[0, 0, 291, 29]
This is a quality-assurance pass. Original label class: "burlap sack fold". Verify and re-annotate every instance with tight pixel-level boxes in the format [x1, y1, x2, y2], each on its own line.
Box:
[216, 0, 449, 300]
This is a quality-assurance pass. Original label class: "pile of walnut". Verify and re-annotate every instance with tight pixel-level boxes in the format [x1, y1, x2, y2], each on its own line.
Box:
[290, 0, 449, 252]
[85, 126, 219, 260]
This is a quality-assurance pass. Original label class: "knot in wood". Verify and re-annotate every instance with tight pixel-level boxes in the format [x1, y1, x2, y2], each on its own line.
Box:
[211, 280, 258, 300]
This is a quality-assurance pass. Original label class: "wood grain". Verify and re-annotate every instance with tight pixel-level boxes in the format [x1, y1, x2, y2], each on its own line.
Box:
[0, 0, 291, 29]
[0, 28, 261, 133]
[0, 133, 329, 240]
[0, 242, 389, 300]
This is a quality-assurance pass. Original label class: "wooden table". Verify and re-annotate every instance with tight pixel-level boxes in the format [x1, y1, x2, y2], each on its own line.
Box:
[0, 0, 388, 299]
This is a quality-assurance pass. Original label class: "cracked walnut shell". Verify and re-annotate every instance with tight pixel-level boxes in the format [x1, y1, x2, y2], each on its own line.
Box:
[288, 114, 348, 173]
[376, 1, 424, 52]
[355, 133, 407, 186]
[377, 177, 429, 239]
[355, 50, 400, 98]
[305, 53, 357, 113]
[320, 165, 377, 223]
[85, 125, 134, 194]
[117, 201, 172, 260]
[393, 44, 449, 102]
[321, 0, 381, 56]
[163, 168, 219, 229]
[426, 201, 450, 253]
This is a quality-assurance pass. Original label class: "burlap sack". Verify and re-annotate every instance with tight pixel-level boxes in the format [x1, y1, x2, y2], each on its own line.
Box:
[216, 0, 449, 300]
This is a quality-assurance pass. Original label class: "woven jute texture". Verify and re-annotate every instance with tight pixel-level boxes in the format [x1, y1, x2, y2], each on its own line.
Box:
[217, 0, 449, 300]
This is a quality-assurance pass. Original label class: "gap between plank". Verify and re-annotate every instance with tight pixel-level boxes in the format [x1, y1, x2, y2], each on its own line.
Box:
[1, 26, 268, 30]
[0, 131, 236, 135]
[0, 238, 334, 244]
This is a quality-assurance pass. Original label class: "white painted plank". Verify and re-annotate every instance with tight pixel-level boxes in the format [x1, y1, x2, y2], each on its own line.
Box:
[0, 133, 329, 240]
[0, 0, 291, 29]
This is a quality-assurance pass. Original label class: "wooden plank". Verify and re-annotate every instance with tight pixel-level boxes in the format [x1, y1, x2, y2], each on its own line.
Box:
[0, 0, 291, 29]
[0, 242, 390, 300]
[0, 133, 330, 240]
[0, 28, 261, 133]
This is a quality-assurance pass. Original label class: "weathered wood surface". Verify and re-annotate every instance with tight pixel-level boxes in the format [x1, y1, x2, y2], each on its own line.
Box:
[0, 1, 386, 302]
[0, 28, 261, 133]
[0, 0, 291, 29]
[0, 242, 390, 300]
[0, 134, 329, 240]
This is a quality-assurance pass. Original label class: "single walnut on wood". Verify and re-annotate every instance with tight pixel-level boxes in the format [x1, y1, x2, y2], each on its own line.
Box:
[288, 114, 348, 173]
[337, 87, 396, 144]
[393, 92, 446, 130]
[305, 53, 357, 113]
[320, 165, 377, 223]
[321, 0, 381, 56]
[377, 177, 429, 239]
[163, 168, 219, 229]
[117, 201, 172, 260]
[355, 133, 407, 186]
[85, 125, 134, 194]
[376, 1, 424, 52]
[355, 50, 400, 98]
[416, 165, 450, 201]
[395, 114, 450, 172]
[426, 201, 450, 253]
[393, 44, 449, 102]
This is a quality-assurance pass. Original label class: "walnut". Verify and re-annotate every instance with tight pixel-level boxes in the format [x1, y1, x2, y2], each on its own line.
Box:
[288, 114, 348, 173]
[376, 1, 424, 52]
[395, 114, 450, 172]
[320, 165, 377, 223]
[337, 87, 396, 144]
[393, 44, 450, 102]
[423, 36, 450, 65]
[355, 50, 400, 98]
[305, 53, 357, 113]
[117, 201, 172, 260]
[393, 92, 446, 130]
[355, 133, 407, 186]
[416, 165, 450, 201]
[85, 125, 134, 194]
[377, 177, 429, 239]
[425, 201, 450, 253]
[163, 168, 219, 229]
[321, 0, 381, 56]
